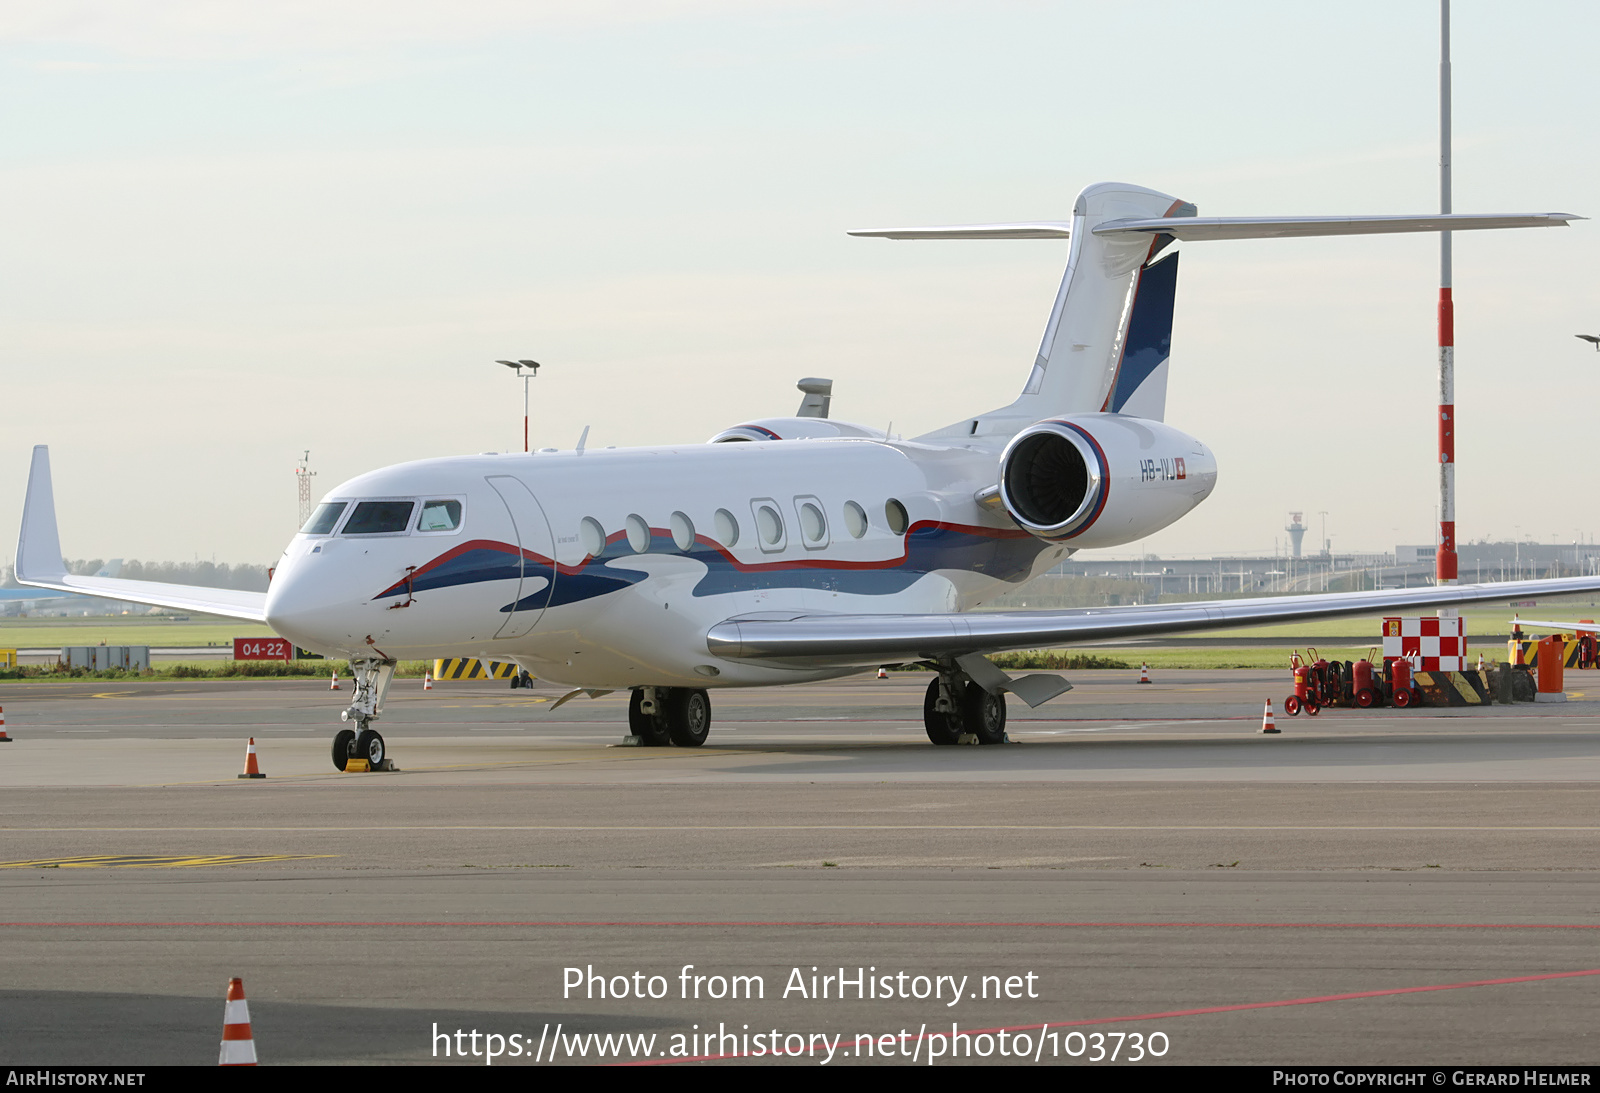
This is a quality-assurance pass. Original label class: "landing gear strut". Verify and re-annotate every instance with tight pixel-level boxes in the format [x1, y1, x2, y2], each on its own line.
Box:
[331, 656, 398, 771]
[922, 666, 1008, 746]
[625, 686, 711, 747]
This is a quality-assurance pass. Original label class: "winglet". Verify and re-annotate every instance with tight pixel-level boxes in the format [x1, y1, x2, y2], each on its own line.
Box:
[17, 445, 67, 583]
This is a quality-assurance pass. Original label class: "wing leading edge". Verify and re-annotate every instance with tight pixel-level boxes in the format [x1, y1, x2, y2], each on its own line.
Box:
[705, 575, 1600, 668]
[15, 446, 268, 623]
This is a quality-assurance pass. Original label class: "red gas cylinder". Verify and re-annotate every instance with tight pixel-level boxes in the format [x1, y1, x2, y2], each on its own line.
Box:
[1286, 665, 1319, 716]
[1389, 657, 1413, 709]
[1351, 659, 1378, 708]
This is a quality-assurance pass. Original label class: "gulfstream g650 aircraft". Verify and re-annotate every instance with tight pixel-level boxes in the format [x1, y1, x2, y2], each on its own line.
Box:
[17, 182, 1597, 770]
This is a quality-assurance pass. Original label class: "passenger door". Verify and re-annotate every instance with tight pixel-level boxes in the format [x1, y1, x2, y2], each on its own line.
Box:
[485, 476, 558, 639]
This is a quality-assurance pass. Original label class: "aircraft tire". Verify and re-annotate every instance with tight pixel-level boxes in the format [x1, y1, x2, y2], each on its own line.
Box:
[666, 688, 711, 748]
[962, 683, 1007, 745]
[356, 729, 385, 769]
[922, 677, 961, 745]
[332, 728, 355, 772]
[628, 689, 672, 747]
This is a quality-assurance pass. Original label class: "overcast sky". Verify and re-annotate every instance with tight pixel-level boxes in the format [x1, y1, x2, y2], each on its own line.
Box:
[3, 1, 1596, 567]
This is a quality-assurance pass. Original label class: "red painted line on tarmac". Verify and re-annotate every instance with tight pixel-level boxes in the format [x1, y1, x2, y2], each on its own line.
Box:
[2, 920, 1599, 929]
[618, 967, 1600, 1065]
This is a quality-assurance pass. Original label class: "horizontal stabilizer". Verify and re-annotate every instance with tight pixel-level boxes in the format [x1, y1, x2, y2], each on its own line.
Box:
[15, 445, 267, 622]
[1095, 213, 1580, 240]
[848, 223, 1071, 240]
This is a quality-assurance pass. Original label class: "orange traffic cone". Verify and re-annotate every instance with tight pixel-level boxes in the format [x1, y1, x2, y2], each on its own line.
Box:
[218, 977, 257, 1065]
[423, 672, 434, 691]
[876, 667, 888, 679]
[1138, 663, 1151, 684]
[0, 705, 10, 743]
[1261, 699, 1280, 734]
[1477, 653, 1485, 672]
[237, 737, 265, 779]
[329, 671, 341, 691]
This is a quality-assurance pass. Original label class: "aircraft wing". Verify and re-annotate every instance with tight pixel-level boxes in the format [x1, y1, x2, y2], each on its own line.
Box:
[15, 446, 268, 623]
[705, 576, 1600, 669]
[1504, 618, 1599, 632]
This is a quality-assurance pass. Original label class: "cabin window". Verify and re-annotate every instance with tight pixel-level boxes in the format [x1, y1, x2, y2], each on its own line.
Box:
[416, 499, 462, 532]
[670, 511, 696, 552]
[579, 517, 606, 558]
[795, 497, 828, 549]
[342, 500, 415, 535]
[885, 498, 909, 536]
[714, 508, 740, 548]
[752, 500, 786, 552]
[625, 514, 651, 554]
[301, 502, 347, 536]
[842, 500, 867, 539]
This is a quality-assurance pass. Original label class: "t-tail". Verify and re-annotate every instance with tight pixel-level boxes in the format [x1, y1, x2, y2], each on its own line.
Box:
[850, 181, 1578, 440]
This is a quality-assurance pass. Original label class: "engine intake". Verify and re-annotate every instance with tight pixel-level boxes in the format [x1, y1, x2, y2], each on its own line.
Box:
[1000, 422, 1104, 538]
[996, 416, 1216, 547]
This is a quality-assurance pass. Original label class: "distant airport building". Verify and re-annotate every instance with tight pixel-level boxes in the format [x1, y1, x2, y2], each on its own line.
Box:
[1026, 540, 1600, 607]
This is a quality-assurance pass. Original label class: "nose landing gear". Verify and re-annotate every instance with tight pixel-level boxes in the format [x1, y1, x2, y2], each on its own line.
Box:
[331, 657, 399, 771]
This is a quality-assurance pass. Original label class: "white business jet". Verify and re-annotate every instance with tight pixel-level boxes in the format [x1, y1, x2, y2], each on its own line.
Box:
[16, 182, 1598, 770]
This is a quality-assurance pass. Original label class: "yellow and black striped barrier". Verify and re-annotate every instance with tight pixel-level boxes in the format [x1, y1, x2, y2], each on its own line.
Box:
[433, 658, 521, 680]
[1412, 670, 1492, 707]
[1507, 640, 1590, 669]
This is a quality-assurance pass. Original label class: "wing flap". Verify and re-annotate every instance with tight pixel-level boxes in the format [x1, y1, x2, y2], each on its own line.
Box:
[706, 575, 1600, 667]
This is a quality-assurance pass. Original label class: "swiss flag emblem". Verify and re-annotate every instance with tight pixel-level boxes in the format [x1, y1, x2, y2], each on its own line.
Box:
[1175, 457, 1186, 480]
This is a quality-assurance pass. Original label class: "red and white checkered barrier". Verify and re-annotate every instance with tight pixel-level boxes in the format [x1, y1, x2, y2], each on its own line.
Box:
[1382, 616, 1467, 672]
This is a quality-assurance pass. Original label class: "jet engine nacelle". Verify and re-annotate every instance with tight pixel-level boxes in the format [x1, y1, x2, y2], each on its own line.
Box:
[708, 417, 887, 444]
[996, 415, 1217, 549]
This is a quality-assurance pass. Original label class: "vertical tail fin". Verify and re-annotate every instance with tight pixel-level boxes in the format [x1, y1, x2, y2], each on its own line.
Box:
[1012, 182, 1191, 423]
[855, 182, 1195, 440]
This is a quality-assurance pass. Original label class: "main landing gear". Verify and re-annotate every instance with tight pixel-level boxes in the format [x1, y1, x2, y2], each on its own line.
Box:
[922, 664, 1008, 746]
[626, 686, 711, 747]
[331, 656, 399, 771]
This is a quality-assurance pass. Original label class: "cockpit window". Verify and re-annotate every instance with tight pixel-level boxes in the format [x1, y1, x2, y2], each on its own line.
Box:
[301, 502, 347, 536]
[417, 499, 463, 532]
[342, 500, 416, 535]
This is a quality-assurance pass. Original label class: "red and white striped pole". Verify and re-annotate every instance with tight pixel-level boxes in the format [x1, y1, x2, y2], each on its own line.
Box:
[1436, 0, 1458, 604]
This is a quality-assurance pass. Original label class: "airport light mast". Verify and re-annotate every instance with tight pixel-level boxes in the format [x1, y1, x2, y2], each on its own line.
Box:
[294, 450, 315, 530]
[1436, 0, 1458, 608]
[495, 359, 541, 453]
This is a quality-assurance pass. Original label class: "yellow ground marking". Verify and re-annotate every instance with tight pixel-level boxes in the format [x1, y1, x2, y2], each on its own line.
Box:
[0, 853, 336, 868]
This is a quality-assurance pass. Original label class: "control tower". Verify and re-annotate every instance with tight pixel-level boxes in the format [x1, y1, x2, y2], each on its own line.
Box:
[1285, 512, 1307, 559]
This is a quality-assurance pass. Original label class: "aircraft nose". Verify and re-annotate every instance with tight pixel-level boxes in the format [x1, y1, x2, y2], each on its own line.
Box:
[265, 553, 363, 655]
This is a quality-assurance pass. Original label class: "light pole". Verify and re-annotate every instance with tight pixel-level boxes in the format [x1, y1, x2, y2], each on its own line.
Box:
[495, 359, 541, 453]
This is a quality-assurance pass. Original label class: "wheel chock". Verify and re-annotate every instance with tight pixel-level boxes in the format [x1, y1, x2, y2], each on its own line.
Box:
[344, 758, 371, 773]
